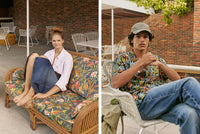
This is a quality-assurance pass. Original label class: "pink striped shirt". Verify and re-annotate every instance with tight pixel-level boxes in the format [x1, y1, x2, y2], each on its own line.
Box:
[44, 48, 73, 91]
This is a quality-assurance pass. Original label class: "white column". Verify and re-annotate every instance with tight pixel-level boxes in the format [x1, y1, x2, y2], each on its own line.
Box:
[26, 0, 29, 57]
[111, 8, 114, 61]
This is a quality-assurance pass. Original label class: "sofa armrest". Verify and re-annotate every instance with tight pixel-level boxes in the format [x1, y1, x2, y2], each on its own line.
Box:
[72, 100, 98, 134]
[4, 67, 23, 82]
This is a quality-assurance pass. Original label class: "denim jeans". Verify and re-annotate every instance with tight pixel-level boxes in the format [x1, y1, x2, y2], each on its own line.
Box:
[31, 57, 59, 93]
[138, 77, 200, 134]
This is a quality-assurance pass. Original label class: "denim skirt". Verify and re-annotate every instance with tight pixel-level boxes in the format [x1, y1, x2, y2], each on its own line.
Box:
[30, 57, 59, 93]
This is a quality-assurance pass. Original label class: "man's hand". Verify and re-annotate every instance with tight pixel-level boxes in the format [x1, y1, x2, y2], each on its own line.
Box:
[33, 93, 48, 99]
[150, 60, 161, 66]
[140, 52, 157, 67]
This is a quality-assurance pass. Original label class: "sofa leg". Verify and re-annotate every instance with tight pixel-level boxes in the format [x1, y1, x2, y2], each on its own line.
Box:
[30, 111, 36, 130]
[5, 91, 10, 108]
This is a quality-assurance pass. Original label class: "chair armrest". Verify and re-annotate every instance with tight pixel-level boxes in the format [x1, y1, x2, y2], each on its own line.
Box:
[102, 85, 142, 123]
[102, 53, 112, 56]
[4, 67, 23, 82]
[72, 101, 98, 134]
[102, 45, 112, 48]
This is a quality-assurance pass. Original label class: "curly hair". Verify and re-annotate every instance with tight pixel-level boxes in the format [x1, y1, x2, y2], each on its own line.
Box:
[49, 27, 64, 40]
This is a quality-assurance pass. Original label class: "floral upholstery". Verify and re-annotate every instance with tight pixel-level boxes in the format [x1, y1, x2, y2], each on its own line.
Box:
[5, 80, 24, 98]
[72, 93, 98, 117]
[12, 68, 24, 80]
[5, 68, 25, 98]
[33, 90, 85, 132]
[67, 56, 99, 99]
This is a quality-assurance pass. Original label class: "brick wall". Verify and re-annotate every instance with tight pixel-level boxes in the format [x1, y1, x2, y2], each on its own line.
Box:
[13, 0, 98, 50]
[102, 12, 199, 66]
[146, 13, 194, 66]
[192, 0, 200, 66]
[102, 16, 148, 45]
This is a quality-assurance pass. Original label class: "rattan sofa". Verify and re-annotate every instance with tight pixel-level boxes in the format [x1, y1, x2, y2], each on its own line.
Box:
[4, 51, 99, 134]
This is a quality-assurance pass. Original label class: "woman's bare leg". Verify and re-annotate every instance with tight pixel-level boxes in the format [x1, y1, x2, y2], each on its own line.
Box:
[17, 87, 35, 106]
[13, 53, 39, 103]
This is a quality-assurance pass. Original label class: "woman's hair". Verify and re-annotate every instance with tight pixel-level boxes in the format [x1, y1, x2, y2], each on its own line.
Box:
[128, 32, 154, 47]
[49, 27, 64, 40]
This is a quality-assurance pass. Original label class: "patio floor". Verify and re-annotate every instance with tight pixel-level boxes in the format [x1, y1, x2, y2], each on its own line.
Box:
[0, 44, 57, 134]
[117, 116, 180, 134]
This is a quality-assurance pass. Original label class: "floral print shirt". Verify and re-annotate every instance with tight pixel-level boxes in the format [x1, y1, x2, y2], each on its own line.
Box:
[112, 50, 168, 107]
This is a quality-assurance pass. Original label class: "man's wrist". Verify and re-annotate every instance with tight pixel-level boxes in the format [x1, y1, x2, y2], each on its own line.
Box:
[157, 61, 163, 67]
[135, 60, 145, 69]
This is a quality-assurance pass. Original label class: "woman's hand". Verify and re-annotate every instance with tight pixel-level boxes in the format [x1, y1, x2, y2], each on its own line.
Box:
[33, 86, 61, 99]
[33, 93, 48, 99]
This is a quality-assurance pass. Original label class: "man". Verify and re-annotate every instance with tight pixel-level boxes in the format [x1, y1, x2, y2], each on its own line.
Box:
[112, 22, 200, 134]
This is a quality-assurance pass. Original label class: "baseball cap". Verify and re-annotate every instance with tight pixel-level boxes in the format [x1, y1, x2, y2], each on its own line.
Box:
[131, 22, 153, 38]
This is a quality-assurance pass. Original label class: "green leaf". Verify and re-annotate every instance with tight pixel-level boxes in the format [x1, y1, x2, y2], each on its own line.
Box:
[129, 0, 193, 24]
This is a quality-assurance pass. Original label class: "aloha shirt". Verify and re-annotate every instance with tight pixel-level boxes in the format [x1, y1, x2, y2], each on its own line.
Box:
[112, 50, 168, 107]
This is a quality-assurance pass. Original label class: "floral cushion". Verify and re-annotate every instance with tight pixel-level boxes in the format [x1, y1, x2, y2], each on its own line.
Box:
[72, 93, 98, 118]
[12, 68, 24, 80]
[67, 56, 99, 99]
[33, 90, 85, 132]
[5, 68, 25, 98]
[5, 79, 24, 98]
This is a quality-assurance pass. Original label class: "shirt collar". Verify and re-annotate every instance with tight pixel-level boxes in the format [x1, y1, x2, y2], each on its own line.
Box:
[129, 49, 138, 61]
[130, 49, 135, 56]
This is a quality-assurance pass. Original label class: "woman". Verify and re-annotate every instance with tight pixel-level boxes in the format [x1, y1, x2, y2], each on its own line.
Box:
[14, 27, 73, 106]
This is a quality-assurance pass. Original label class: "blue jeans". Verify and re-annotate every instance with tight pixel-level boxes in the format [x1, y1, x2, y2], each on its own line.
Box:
[31, 57, 59, 93]
[138, 77, 200, 134]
